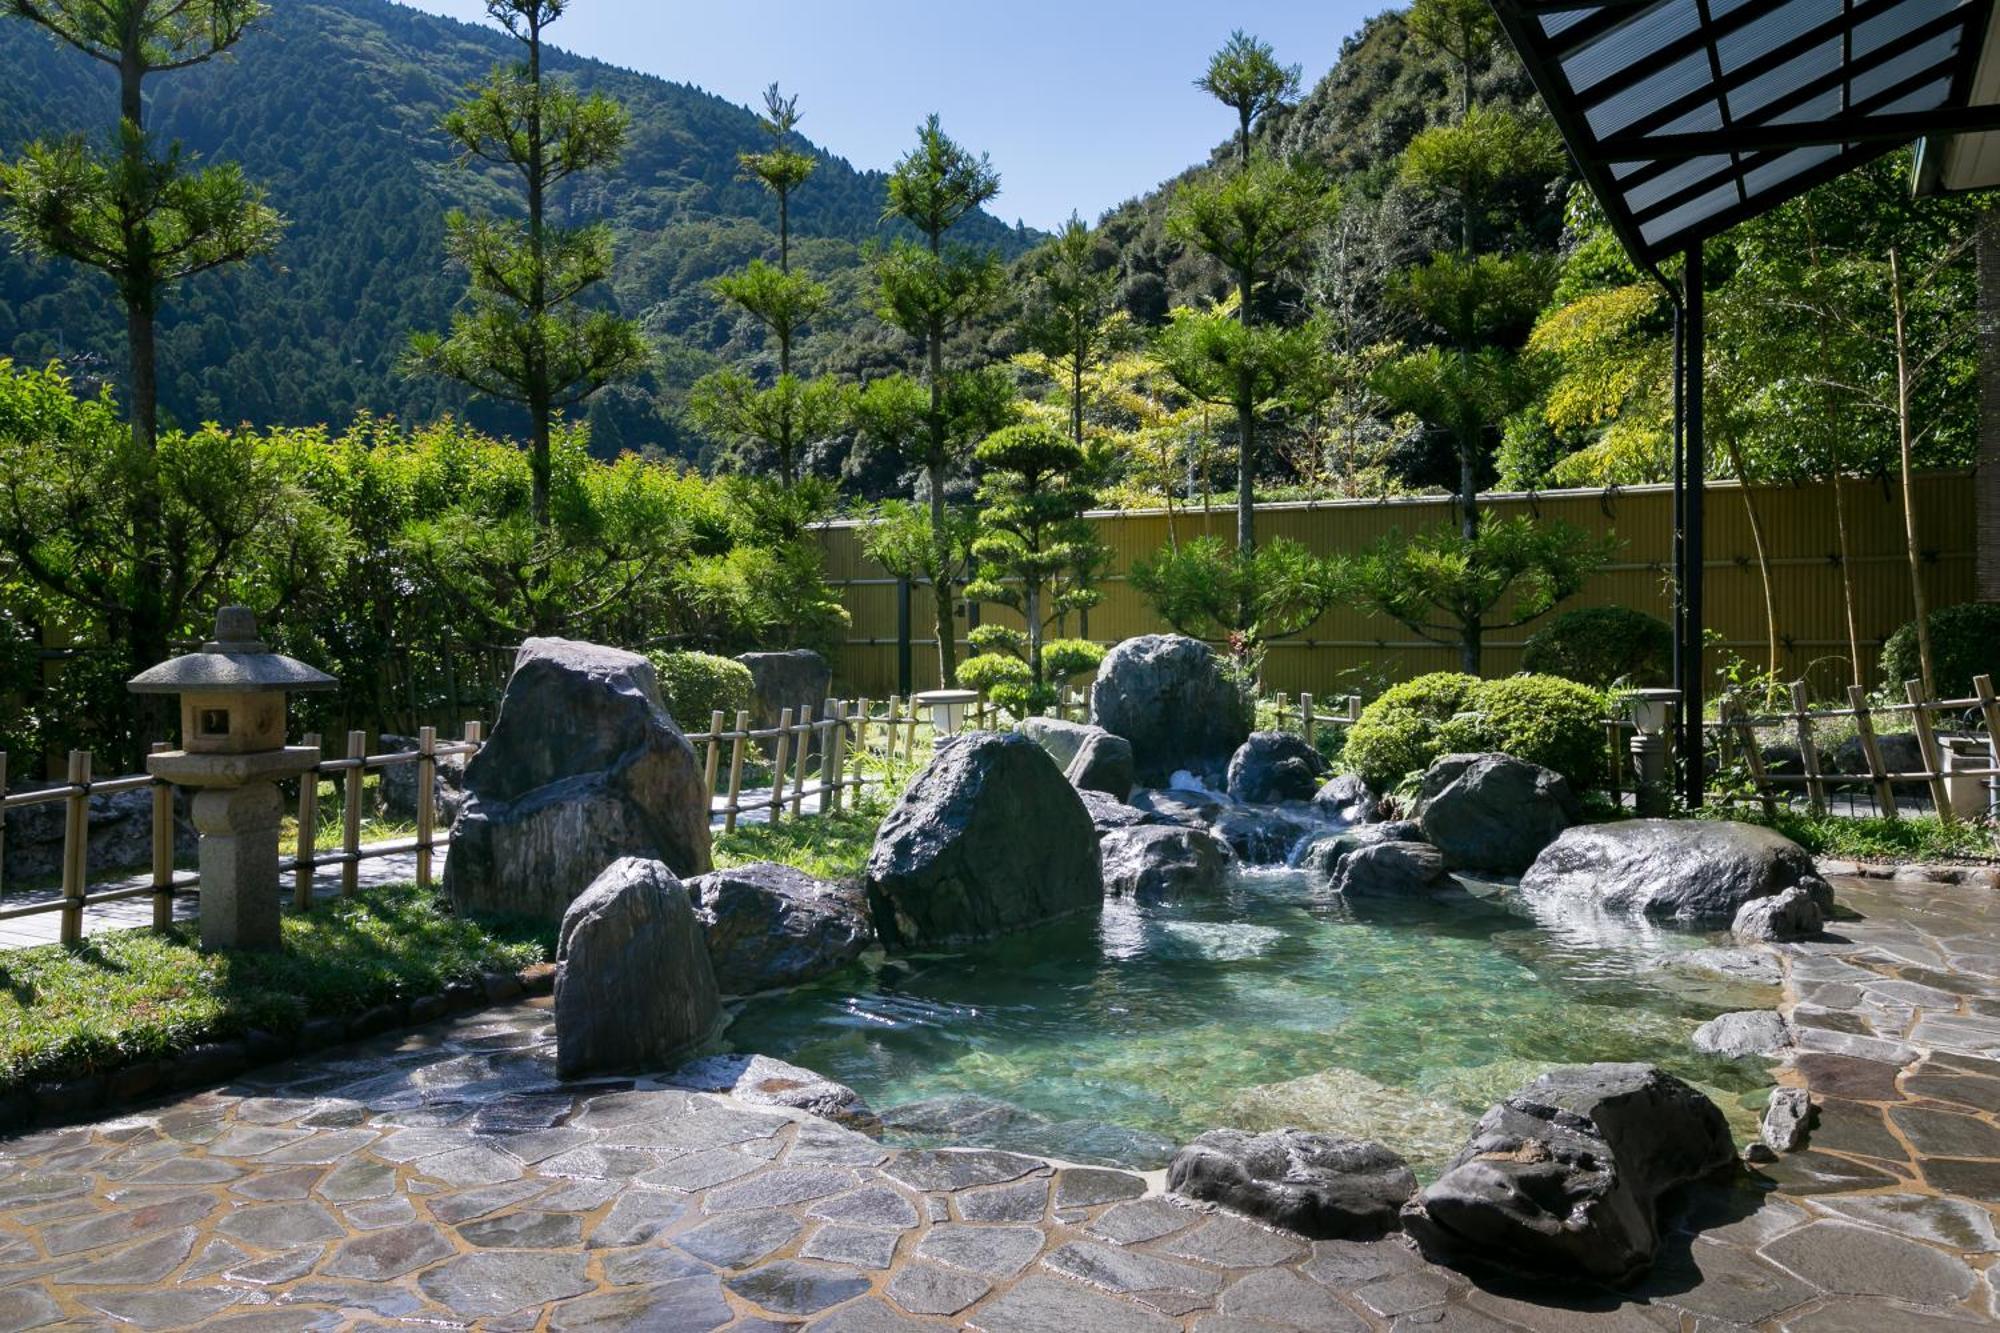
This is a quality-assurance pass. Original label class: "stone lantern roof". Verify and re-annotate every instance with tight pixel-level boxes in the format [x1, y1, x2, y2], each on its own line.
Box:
[128, 606, 338, 695]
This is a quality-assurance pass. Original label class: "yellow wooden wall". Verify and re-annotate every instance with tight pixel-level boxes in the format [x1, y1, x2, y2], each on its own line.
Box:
[818, 472, 1981, 700]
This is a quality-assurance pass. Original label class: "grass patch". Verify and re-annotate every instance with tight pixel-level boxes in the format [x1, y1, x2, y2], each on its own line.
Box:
[711, 794, 889, 882]
[0, 885, 551, 1093]
[1699, 806, 1997, 864]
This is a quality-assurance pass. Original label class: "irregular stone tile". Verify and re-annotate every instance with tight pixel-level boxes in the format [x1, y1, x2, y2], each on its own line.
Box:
[591, 1188, 686, 1247]
[1761, 1221, 1976, 1305]
[225, 1245, 326, 1285]
[299, 1102, 370, 1129]
[1634, 1237, 1819, 1325]
[706, 1167, 856, 1211]
[883, 1149, 1045, 1192]
[536, 1144, 659, 1179]
[1889, 1104, 2000, 1158]
[726, 1258, 873, 1316]
[599, 1244, 711, 1286]
[216, 1200, 346, 1247]
[917, 1222, 1047, 1278]
[639, 1148, 767, 1192]
[804, 1223, 902, 1270]
[1779, 1298, 1992, 1331]
[807, 1297, 942, 1332]
[0, 1286, 62, 1333]
[236, 1097, 321, 1125]
[1911, 1015, 2000, 1055]
[676, 1210, 804, 1268]
[1216, 1269, 1366, 1330]
[1792, 1054, 1906, 1103]
[56, 1226, 197, 1285]
[127, 1157, 242, 1186]
[491, 1127, 592, 1165]
[538, 1177, 623, 1212]
[1808, 1100, 1907, 1160]
[1302, 1238, 1428, 1289]
[0, 1172, 89, 1209]
[416, 1250, 591, 1318]
[1163, 1215, 1308, 1268]
[547, 1276, 732, 1332]
[41, 1191, 215, 1255]
[370, 1127, 466, 1163]
[317, 1157, 396, 1201]
[1921, 1157, 2000, 1202]
[1814, 1193, 2000, 1252]
[416, 1144, 525, 1187]
[959, 1177, 1050, 1224]
[80, 1288, 244, 1327]
[1350, 1270, 1454, 1319]
[1088, 1197, 1199, 1246]
[810, 1185, 923, 1230]
[1903, 1072, 2000, 1113]
[1053, 1168, 1146, 1209]
[322, 1221, 455, 1280]
[343, 1194, 418, 1230]
[230, 1164, 326, 1201]
[426, 1176, 544, 1223]
[458, 1208, 584, 1249]
[888, 1260, 991, 1315]
[184, 1236, 254, 1280]
[207, 1124, 316, 1158]
[1754, 1150, 1908, 1195]
[470, 1093, 576, 1135]
[1462, 1286, 1680, 1331]
[1043, 1239, 1226, 1298]
[788, 1119, 891, 1167]
[969, 1274, 1177, 1333]
[279, 1278, 430, 1321]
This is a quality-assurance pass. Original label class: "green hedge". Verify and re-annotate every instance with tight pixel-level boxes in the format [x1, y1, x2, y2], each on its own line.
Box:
[1880, 603, 2000, 701]
[1522, 606, 1673, 688]
[1343, 671, 1606, 792]
[649, 650, 754, 728]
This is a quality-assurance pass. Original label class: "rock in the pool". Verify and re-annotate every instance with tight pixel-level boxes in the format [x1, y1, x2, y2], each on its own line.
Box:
[1403, 1063, 1735, 1284]
[1227, 732, 1328, 805]
[666, 1053, 876, 1129]
[1090, 635, 1252, 785]
[1099, 824, 1233, 903]
[1130, 786, 1229, 830]
[1313, 773, 1380, 825]
[681, 862, 871, 994]
[864, 731, 1102, 949]
[1211, 805, 1319, 865]
[1691, 1010, 1793, 1059]
[1331, 841, 1450, 896]
[1167, 1128, 1416, 1239]
[1521, 820, 1834, 924]
[445, 638, 711, 922]
[1066, 731, 1136, 801]
[1731, 884, 1824, 942]
[1079, 788, 1151, 838]
[555, 858, 722, 1078]
[1016, 716, 1104, 771]
[1298, 824, 1424, 880]
[1418, 753, 1576, 875]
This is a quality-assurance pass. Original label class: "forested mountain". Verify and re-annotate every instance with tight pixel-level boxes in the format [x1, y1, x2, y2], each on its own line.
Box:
[0, 0, 1036, 457]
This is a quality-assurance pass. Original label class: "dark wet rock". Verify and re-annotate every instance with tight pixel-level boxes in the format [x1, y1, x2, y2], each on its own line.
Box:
[1166, 1128, 1417, 1239]
[1403, 1062, 1736, 1284]
[1227, 732, 1329, 805]
[554, 857, 722, 1079]
[1067, 731, 1136, 801]
[864, 731, 1101, 950]
[1762, 1087, 1814, 1153]
[376, 733, 468, 823]
[1297, 823, 1425, 879]
[1016, 717, 1102, 771]
[682, 861, 871, 994]
[1078, 788, 1151, 837]
[1129, 785, 1229, 829]
[1314, 773, 1380, 824]
[1418, 753, 1577, 875]
[1099, 824, 1234, 903]
[1732, 884, 1825, 942]
[665, 1053, 876, 1130]
[1090, 634, 1252, 786]
[1330, 841, 1451, 897]
[445, 638, 712, 922]
[737, 649, 831, 749]
[1521, 819, 1834, 924]
[1211, 805, 1319, 865]
[1691, 1010, 1793, 1059]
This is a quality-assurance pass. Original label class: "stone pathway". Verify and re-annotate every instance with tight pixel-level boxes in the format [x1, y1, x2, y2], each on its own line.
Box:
[4, 871, 2000, 1329]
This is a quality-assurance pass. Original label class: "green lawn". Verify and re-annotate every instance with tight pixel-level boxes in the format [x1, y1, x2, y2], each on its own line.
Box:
[711, 795, 887, 882]
[1701, 805, 1997, 864]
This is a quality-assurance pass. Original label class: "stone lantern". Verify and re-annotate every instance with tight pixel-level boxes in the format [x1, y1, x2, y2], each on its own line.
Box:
[128, 606, 336, 952]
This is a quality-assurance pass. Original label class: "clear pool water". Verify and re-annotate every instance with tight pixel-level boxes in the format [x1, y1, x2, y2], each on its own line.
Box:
[722, 868, 1780, 1173]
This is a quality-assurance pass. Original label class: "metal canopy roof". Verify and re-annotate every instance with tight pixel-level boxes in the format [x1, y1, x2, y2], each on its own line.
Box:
[1492, 0, 2000, 266]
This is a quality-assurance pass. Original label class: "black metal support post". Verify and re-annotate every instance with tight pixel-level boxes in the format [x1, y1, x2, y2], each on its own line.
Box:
[1683, 244, 1708, 810]
[896, 577, 913, 697]
[1671, 301, 1685, 735]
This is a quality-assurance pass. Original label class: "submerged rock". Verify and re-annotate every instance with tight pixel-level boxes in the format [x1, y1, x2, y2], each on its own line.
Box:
[1078, 788, 1151, 837]
[666, 1053, 876, 1130]
[1090, 635, 1252, 786]
[1404, 1063, 1736, 1284]
[1521, 820, 1834, 924]
[1419, 753, 1576, 875]
[1731, 884, 1824, 942]
[1331, 841, 1451, 897]
[881, 1094, 1049, 1140]
[682, 862, 871, 994]
[1130, 786, 1229, 830]
[1066, 731, 1136, 802]
[1168, 1128, 1416, 1239]
[1227, 732, 1328, 805]
[1223, 1067, 1473, 1165]
[1099, 824, 1234, 903]
[864, 731, 1102, 949]
[1691, 1010, 1793, 1059]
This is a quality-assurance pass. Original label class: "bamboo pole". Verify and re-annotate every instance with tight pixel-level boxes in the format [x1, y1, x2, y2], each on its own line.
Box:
[724, 711, 749, 834]
[1904, 679, 1955, 823]
[885, 697, 903, 775]
[1976, 676, 2000, 819]
[1790, 683, 1829, 817]
[1844, 686, 1898, 820]
[790, 705, 813, 817]
[60, 749, 88, 946]
[703, 710, 724, 809]
[1300, 692, 1315, 748]
[294, 734, 322, 912]
[1727, 697, 1778, 818]
[148, 742, 175, 931]
[853, 697, 871, 799]
[415, 725, 437, 889]
[769, 709, 793, 823]
[0, 751, 8, 903]
[341, 730, 366, 897]
[826, 701, 848, 814]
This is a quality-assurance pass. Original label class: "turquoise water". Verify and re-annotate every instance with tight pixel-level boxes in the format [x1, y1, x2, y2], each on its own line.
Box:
[723, 868, 1779, 1172]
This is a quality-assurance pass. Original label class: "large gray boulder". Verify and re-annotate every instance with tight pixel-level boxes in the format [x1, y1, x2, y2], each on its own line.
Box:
[1314, 774, 1380, 825]
[864, 731, 1102, 949]
[1129, 786, 1228, 830]
[555, 858, 722, 1078]
[1691, 1010, 1793, 1059]
[682, 862, 872, 994]
[1331, 841, 1451, 897]
[1419, 753, 1577, 875]
[1099, 824, 1233, 903]
[666, 1053, 877, 1130]
[2, 788, 193, 888]
[1298, 823, 1425, 880]
[1016, 717, 1102, 771]
[1212, 805, 1320, 865]
[445, 638, 712, 922]
[1168, 1129, 1417, 1239]
[1066, 731, 1135, 801]
[1403, 1063, 1736, 1284]
[1227, 732, 1328, 805]
[1090, 635, 1252, 786]
[1520, 820, 1834, 924]
[736, 649, 831, 749]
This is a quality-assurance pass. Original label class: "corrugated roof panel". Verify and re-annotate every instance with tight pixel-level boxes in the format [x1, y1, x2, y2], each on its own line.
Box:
[1639, 179, 1741, 245]
[1626, 155, 1738, 210]
[1853, 0, 1963, 58]
[1850, 32, 1962, 103]
[1716, 0, 1843, 71]
[1567, 3, 1702, 93]
[1585, 51, 1715, 137]
[1741, 143, 1841, 193]
[1729, 39, 1842, 118]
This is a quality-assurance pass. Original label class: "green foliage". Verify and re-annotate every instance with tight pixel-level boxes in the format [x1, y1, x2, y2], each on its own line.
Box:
[712, 796, 888, 882]
[1153, 306, 1321, 413]
[0, 884, 548, 1093]
[1701, 807, 1996, 865]
[1197, 30, 1301, 148]
[1129, 534, 1338, 647]
[1167, 154, 1333, 287]
[1881, 603, 2000, 701]
[647, 650, 752, 729]
[687, 368, 850, 482]
[1343, 670, 1604, 791]
[1018, 214, 1123, 444]
[1522, 606, 1674, 689]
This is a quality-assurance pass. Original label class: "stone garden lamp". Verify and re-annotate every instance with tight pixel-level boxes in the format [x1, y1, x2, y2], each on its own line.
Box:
[128, 606, 337, 953]
[914, 688, 981, 737]
[1622, 688, 1682, 816]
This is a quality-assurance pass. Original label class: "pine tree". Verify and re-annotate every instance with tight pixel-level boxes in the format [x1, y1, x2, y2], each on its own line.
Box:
[1018, 214, 1122, 449]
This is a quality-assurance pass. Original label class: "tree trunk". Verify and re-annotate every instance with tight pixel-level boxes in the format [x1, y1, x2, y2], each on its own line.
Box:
[526, 16, 551, 534]
[1026, 581, 1043, 685]
[120, 53, 168, 760]
[1724, 437, 1781, 692]
[1830, 472, 1865, 693]
[1889, 247, 1936, 697]
[1459, 617, 1481, 674]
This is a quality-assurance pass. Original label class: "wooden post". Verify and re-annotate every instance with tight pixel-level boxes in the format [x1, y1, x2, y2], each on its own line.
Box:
[1904, 679, 1956, 823]
[341, 730, 366, 897]
[1976, 675, 2000, 820]
[885, 697, 903, 775]
[1301, 693, 1316, 748]
[827, 701, 848, 814]
[1845, 686, 1898, 820]
[790, 705, 813, 817]
[1346, 695, 1362, 723]
[415, 725, 437, 889]
[769, 709, 793, 823]
[853, 697, 872, 798]
[1790, 683, 1828, 817]
[1727, 698, 1778, 818]
[724, 710, 749, 834]
[60, 749, 88, 946]
[294, 734, 322, 912]
[148, 742, 175, 931]
[702, 711, 724, 813]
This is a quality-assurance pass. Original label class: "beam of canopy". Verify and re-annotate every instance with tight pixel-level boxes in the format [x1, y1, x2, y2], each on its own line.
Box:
[1492, 0, 2000, 267]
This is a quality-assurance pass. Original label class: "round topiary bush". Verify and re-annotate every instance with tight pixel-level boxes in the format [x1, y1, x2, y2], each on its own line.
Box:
[1467, 675, 1607, 790]
[1521, 607, 1673, 688]
[647, 650, 754, 729]
[1880, 603, 2000, 700]
[1342, 672, 1480, 792]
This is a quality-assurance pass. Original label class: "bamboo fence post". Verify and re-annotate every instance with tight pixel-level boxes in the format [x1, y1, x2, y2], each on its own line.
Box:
[60, 749, 88, 946]
[1845, 686, 1898, 820]
[904, 699, 919, 763]
[415, 725, 437, 889]
[341, 730, 366, 897]
[791, 705, 813, 817]
[1301, 692, 1315, 748]
[769, 709, 793, 823]
[1976, 676, 2000, 819]
[294, 734, 322, 912]
[1346, 695, 1362, 723]
[1727, 698, 1778, 818]
[724, 711, 749, 834]
[1789, 683, 1829, 817]
[702, 711, 724, 810]
[827, 701, 848, 814]
[1604, 719, 1624, 808]
[1904, 679, 1956, 823]
[885, 697, 903, 774]
[853, 697, 871, 798]
[0, 751, 8, 903]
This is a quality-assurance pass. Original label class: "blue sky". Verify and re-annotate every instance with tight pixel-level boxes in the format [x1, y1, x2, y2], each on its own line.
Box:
[401, 1, 1382, 231]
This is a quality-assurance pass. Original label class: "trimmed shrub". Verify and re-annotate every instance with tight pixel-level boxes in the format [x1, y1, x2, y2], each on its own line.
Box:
[648, 650, 753, 729]
[1341, 670, 1605, 792]
[1342, 673, 1480, 792]
[1522, 606, 1673, 688]
[1880, 603, 2000, 700]
[1467, 675, 1607, 789]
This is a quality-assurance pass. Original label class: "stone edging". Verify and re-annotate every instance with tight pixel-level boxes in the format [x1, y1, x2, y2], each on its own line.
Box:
[1818, 858, 1998, 889]
[0, 961, 557, 1136]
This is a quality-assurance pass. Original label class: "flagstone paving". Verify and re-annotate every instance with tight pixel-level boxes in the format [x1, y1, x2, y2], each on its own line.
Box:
[4, 869, 2000, 1328]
